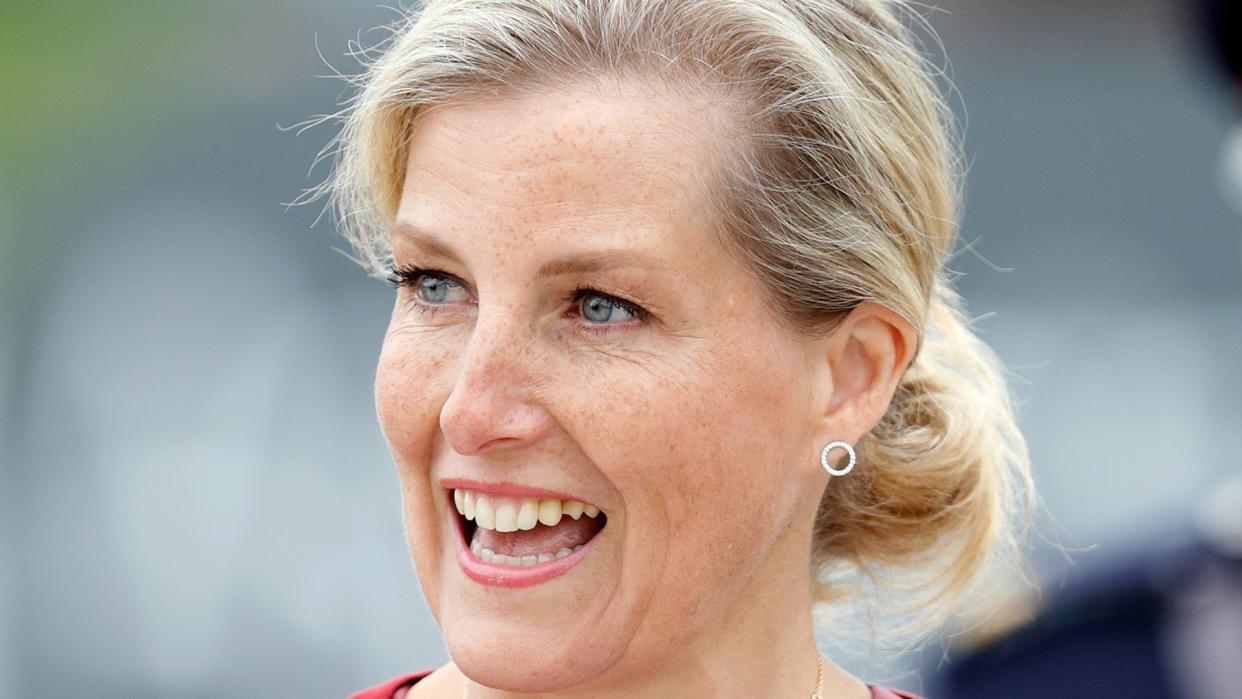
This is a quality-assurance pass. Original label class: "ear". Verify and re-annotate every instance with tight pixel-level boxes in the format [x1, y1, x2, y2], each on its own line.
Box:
[809, 301, 918, 454]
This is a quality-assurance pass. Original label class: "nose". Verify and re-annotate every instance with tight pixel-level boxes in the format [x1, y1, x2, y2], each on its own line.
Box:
[438, 310, 554, 456]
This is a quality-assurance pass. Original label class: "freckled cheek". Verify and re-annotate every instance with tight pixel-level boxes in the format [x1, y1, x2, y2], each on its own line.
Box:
[374, 335, 450, 462]
[563, 361, 733, 513]
[375, 335, 452, 597]
[585, 353, 792, 571]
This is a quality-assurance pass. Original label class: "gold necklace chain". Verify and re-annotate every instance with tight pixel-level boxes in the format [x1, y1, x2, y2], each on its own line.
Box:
[810, 654, 824, 699]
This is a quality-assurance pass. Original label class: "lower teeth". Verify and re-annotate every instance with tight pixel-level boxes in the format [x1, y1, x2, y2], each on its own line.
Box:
[470, 539, 584, 567]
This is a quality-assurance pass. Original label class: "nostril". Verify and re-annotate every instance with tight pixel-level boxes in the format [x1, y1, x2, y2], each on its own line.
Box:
[438, 380, 556, 456]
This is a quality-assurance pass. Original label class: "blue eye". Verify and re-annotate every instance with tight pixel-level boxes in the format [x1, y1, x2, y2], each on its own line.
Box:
[387, 265, 469, 309]
[416, 274, 456, 303]
[574, 290, 645, 325]
[387, 269, 645, 332]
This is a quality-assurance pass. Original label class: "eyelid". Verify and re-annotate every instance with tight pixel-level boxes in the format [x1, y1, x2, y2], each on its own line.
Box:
[569, 287, 648, 323]
[388, 264, 471, 295]
[387, 264, 652, 331]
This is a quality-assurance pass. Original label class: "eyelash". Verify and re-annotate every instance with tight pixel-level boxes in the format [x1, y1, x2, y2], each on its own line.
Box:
[385, 264, 650, 336]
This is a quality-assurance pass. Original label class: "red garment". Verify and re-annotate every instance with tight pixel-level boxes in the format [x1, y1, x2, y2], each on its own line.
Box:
[349, 670, 925, 698]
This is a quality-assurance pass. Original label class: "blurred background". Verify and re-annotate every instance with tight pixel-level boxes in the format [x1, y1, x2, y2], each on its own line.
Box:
[2, 1, 1239, 697]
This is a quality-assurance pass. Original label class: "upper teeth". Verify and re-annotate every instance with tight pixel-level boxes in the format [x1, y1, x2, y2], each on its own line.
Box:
[453, 488, 601, 532]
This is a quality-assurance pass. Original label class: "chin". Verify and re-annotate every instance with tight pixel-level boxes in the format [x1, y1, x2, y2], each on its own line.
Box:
[422, 484, 640, 693]
[445, 620, 620, 693]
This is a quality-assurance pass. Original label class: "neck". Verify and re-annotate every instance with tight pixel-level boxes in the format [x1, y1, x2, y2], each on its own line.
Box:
[460, 516, 869, 699]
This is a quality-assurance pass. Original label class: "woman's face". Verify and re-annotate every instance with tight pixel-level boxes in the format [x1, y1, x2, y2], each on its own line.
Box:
[377, 84, 828, 692]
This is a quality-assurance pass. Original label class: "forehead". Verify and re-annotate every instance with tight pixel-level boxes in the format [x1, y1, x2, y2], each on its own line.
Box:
[396, 83, 736, 257]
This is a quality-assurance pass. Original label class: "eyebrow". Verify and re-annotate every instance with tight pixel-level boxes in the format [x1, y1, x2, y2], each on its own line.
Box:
[392, 220, 672, 277]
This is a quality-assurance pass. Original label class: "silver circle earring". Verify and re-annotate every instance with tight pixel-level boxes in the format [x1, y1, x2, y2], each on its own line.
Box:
[820, 440, 856, 477]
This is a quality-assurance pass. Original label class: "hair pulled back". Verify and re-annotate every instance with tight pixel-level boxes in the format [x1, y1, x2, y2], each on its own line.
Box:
[307, 0, 1035, 638]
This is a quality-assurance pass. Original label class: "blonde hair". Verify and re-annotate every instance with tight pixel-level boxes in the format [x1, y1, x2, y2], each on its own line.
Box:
[305, 0, 1035, 640]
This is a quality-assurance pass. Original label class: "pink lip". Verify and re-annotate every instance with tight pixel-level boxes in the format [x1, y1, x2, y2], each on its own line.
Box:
[448, 490, 600, 589]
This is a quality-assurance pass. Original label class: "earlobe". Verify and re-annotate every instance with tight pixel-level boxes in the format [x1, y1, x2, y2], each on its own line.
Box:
[816, 302, 917, 443]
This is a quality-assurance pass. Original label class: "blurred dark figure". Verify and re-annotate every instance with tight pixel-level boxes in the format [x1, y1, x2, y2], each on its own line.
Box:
[935, 489, 1242, 698]
[1199, 0, 1242, 214]
[1198, 0, 1241, 103]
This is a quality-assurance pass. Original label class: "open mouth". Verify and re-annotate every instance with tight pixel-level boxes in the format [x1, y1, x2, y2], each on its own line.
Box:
[451, 488, 608, 570]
